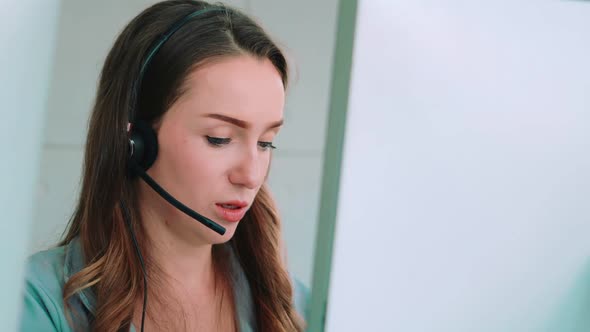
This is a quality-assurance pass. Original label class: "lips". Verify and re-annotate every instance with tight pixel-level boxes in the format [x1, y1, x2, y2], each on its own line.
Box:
[215, 200, 248, 223]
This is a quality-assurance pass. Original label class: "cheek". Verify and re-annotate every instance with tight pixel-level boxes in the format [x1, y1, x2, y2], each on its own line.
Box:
[262, 154, 272, 180]
[157, 130, 222, 187]
[174, 136, 224, 182]
[269, 153, 276, 174]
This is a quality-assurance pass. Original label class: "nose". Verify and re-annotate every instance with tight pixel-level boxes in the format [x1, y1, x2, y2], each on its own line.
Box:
[228, 148, 262, 190]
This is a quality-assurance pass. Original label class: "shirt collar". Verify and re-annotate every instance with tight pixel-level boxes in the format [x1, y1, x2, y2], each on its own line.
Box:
[63, 236, 97, 314]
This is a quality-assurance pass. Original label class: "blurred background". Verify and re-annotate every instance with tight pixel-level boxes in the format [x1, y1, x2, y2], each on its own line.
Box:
[3, 0, 590, 331]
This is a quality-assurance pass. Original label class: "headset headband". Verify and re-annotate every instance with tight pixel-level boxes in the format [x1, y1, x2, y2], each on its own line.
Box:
[129, 7, 225, 124]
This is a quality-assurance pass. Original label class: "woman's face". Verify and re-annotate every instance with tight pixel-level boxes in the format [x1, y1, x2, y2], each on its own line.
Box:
[143, 55, 285, 245]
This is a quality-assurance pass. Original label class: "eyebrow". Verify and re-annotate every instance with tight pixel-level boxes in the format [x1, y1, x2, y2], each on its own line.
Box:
[203, 113, 283, 130]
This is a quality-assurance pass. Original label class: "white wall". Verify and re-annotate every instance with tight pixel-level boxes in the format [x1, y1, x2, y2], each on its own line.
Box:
[326, 1, 590, 331]
[0, 0, 61, 329]
[30, 0, 339, 289]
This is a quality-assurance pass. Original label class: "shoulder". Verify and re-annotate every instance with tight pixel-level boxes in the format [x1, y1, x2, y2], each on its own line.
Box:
[25, 246, 67, 288]
[291, 275, 311, 323]
[19, 246, 70, 331]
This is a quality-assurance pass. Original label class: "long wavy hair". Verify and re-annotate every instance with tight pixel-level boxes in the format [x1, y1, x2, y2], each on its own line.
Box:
[58, 1, 304, 331]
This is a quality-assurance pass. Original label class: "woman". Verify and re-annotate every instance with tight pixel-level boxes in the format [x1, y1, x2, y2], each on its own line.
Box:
[19, 0, 309, 331]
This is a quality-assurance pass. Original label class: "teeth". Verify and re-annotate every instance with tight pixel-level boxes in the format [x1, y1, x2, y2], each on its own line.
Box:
[221, 204, 239, 209]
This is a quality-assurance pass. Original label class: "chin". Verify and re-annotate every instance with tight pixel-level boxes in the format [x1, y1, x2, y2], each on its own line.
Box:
[202, 223, 238, 245]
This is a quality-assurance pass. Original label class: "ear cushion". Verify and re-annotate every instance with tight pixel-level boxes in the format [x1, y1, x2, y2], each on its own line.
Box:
[129, 120, 158, 171]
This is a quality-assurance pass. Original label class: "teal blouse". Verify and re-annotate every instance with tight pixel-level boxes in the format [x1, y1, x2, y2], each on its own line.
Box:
[18, 238, 310, 331]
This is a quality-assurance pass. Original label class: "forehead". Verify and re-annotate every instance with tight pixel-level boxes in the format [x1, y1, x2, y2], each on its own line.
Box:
[175, 55, 285, 123]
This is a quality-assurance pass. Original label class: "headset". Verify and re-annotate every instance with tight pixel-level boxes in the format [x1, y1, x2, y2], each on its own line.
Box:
[119, 6, 227, 332]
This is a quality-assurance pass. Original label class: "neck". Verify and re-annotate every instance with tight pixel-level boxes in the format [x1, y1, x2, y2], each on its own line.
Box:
[134, 185, 237, 331]
[139, 198, 217, 293]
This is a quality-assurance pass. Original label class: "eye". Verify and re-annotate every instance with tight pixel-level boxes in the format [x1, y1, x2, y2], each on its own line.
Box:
[258, 141, 277, 151]
[206, 136, 231, 146]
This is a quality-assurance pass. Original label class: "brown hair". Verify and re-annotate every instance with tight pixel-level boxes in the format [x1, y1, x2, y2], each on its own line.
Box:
[59, 0, 304, 330]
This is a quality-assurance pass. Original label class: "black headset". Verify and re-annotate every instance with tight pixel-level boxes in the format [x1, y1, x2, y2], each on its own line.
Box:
[125, 6, 226, 236]
[120, 6, 229, 331]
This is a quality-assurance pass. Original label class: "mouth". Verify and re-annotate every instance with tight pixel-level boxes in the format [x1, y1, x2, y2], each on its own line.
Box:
[215, 200, 248, 223]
